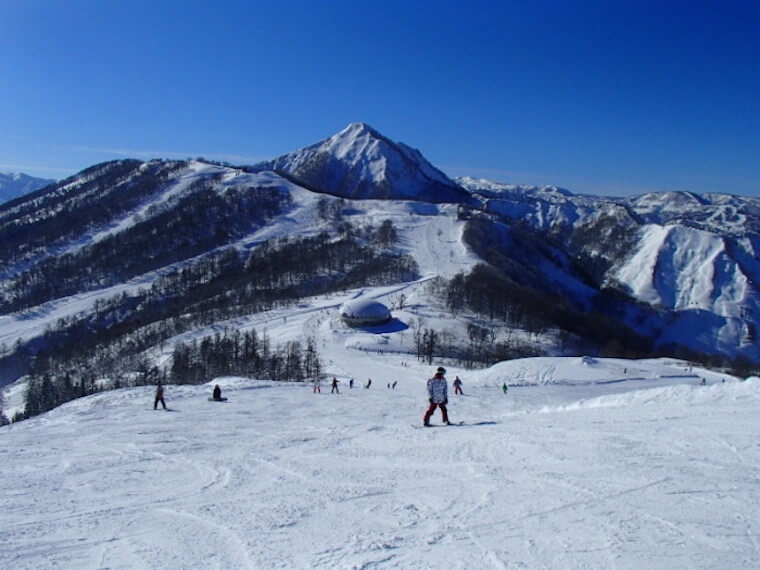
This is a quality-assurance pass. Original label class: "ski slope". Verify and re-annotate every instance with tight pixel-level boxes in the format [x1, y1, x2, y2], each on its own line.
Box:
[2, 354, 758, 569]
[2, 162, 760, 567]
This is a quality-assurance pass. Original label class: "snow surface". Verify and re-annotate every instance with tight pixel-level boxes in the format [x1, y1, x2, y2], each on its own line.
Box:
[3, 161, 760, 567]
[2, 353, 758, 569]
[616, 224, 746, 314]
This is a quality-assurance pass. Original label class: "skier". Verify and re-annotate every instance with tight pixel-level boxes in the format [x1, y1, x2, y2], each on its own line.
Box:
[154, 381, 167, 410]
[502, 382, 508, 395]
[349, 378, 354, 389]
[331, 377, 340, 394]
[313, 379, 321, 393]
[423, 367, 450, 426]
[453, 376, 463, 395]
[365, 378, 372, 389]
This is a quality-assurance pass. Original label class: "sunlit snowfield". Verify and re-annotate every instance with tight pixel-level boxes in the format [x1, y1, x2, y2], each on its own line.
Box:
[1, 179, 759, 568]
[2, 352, 758, 569]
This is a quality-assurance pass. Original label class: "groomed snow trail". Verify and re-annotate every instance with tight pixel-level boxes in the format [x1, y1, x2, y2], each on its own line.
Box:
[2, 372, 759, 569]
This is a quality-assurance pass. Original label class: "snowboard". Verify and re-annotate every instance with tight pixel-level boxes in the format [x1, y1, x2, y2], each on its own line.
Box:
[208, 397, 228, 402]
[413, 421, 465, 428]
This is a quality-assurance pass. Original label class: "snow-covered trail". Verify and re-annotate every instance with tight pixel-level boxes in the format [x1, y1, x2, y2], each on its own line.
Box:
[2, 373, 758, 569]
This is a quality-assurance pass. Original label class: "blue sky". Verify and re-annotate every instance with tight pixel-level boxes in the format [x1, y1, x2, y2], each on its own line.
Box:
[1, 0, 758, 196]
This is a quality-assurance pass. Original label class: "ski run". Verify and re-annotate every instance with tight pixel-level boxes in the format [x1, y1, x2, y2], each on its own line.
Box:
[2, 352, 759, 569]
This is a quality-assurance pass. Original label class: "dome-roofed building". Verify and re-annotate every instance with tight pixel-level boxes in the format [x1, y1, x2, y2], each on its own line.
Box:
[340, 299, 391, 327]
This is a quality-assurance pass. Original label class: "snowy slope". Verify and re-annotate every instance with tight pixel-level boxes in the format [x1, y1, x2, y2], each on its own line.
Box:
[1, 353, 756, 569]
[460, 176, 760, 358]
[0, 171, 54, 203]
[0, 176, 481, 361]
[615, 224, 746, 311]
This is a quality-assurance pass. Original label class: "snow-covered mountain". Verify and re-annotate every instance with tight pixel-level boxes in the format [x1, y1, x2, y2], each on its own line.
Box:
[257, 122, 476, 204]
[458, 176, 760, 359]
[0, 171, 54, 203]
[4, 124, 760, 568]
[0, 123, 758, 399]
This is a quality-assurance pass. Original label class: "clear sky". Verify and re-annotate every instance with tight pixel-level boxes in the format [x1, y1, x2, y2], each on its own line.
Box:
[1, 0, 758, 196]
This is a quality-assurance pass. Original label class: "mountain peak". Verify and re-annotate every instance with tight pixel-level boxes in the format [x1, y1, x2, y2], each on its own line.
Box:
[0, 171, 56, 204]
[259, 124, 476, 204]
[340, 122, 380, 137]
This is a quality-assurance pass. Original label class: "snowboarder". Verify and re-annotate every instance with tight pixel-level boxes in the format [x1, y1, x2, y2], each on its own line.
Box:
[331, 377, 340, 394]
[502, 382, 508, 394]
[453, 376, 463, 395]
[154, 382, 166, 410]
[313, 379, 321, 393]
[423, 367, 450, 426]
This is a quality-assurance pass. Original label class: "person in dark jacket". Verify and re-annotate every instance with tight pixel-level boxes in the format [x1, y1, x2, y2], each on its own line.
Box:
[154, 382, 167, 410]
[423, 367, 450, 426]
[212, 384, 223, 401]
[453, 376, 463, 395]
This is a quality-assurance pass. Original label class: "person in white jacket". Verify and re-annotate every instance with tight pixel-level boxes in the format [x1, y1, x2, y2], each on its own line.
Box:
[423, 367, 450, 426]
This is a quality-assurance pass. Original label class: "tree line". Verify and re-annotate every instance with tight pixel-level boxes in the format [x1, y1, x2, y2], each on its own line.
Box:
[19, 329, 322, 421]
[9, 218, 415, 420]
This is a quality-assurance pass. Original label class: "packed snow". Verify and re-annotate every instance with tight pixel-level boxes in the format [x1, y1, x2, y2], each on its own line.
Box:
[2, 306, 759, 568]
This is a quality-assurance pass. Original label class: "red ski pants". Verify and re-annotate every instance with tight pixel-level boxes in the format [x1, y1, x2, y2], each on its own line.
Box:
[424, 402, 449, 424]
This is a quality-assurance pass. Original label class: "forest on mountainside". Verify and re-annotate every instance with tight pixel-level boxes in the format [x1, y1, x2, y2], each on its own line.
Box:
[10, 217, 417, 420]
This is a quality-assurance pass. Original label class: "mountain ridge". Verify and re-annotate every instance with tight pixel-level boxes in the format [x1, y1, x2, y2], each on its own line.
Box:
[0, 124, 758, 405]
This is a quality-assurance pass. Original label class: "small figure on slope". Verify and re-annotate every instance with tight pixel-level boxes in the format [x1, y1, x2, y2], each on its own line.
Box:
[423, 367, 450, 426]
[154, 381, 167, 410]
[331, 377, 340, 394]
[313, 379, 321, 394]
[211, 384, 228, 401]
[502, 382, 508, 395]
[365, 378, 372, 389]
[453, 376, 463, 395]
